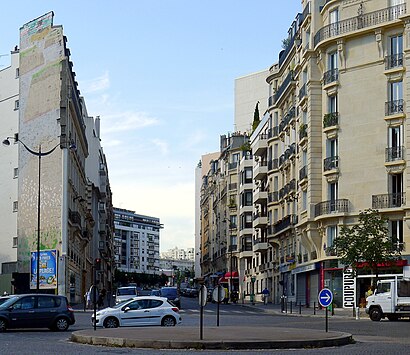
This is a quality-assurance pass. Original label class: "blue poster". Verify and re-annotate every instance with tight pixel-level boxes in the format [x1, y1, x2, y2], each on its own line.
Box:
[30, 250, 58, 289]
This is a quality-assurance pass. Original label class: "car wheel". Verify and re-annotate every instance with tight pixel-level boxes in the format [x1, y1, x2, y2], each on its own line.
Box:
[54, 317, 69, 331]
[162, 316, 176, 327]
[0, 319, 7, 332]
[369, 307, 382, 321]
[104, 317, 119, 328]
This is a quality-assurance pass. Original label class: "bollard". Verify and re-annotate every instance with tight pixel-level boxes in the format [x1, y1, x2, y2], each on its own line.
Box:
[299, 302, 302, 314]
[290, 301, 293, 314]
[285, 300, 288, 313]
[355, 307, 360, 320]
[331, 302, 335, 316]
[313, 301, 316, 315]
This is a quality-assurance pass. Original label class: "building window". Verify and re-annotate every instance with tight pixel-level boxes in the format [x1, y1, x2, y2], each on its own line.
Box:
[390, 220, 403, 251]
[12, 236, 18, 248]
[13, 168, 18, 178]
[15, 68, 19, 78]
[14, 100, 19, 110]
[302, 190, 307, 211]
[13, 201, 18, 212]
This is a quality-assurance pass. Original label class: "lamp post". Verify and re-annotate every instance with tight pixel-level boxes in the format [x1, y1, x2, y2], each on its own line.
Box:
[2, 136, 75, 293]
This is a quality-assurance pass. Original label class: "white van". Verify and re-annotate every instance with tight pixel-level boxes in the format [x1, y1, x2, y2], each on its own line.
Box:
[114, 286, 139, 304]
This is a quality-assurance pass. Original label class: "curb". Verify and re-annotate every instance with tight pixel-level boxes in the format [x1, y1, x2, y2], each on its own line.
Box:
[71, 327, 353, 350]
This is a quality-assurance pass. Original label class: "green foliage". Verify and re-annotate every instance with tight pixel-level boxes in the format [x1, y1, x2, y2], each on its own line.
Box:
[252, 101, 260, 133]
[331, 209, 401, 278]
[240, 141, 251, 152]
[282, 37, 291, 49]
[114, 269, 168, 287]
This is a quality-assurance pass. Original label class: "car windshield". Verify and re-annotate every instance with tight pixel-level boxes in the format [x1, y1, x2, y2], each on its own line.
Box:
[117, 288, 137, 296]
[0, 296, 19, 309]
[111, 299, 134, 309]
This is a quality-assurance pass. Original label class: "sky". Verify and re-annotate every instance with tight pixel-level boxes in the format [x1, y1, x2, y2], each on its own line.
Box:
[0, 1, 302, 252]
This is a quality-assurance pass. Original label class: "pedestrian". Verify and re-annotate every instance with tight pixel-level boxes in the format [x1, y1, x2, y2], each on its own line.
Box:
[262, 287, 270, 305]
[365, 285, 373, 298]
[98, 288, 107, 309]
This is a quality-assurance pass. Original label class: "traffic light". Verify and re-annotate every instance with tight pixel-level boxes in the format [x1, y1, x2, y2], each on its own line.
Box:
[95, 258, 101, 271]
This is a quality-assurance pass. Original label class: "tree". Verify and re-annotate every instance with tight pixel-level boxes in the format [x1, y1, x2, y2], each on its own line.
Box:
[252, 101, 260, 133]
[332, 209, 401, 281]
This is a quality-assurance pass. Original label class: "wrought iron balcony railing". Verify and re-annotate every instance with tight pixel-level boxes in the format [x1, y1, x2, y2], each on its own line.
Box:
[372, 192, 405, 209]
[314, 199, 349, 217]
[298, 83, 307, 101]
[323, 112, 339, 128]
[385, 53, 403, 70]
[323, 68, 339, 85]
[314, 3, 406, 46]
[385, 146, 405, 162]
[273, 214, 298, 234]
[324, 156, 338, 171]
[275, 71, 295, 102]
[299, 165, 307, 180]
[385, 99, 404, 115]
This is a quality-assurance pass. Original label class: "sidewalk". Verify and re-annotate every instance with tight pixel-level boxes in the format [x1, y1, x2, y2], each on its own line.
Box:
[240, 301, 368, 319]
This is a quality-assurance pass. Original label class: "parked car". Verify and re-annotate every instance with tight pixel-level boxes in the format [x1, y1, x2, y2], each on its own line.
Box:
[150, 289, 161, 296]
[0, 294, 75, 332]
[160, 287, 181, 308]
[0, 295, 14, 306]
[92, 296, 181, 328]
[114, 286, 139, 304]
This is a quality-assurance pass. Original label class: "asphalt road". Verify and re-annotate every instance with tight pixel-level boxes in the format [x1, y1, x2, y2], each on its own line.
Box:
[0, 297, 409, 354]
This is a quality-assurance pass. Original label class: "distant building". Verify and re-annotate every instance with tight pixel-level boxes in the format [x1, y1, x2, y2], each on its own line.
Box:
[113, 208, 161, 274]
[161, 246, 195, 261]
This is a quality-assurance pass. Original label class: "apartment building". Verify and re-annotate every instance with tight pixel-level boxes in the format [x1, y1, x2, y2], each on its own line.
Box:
[0, 13, 113, 302]
[113, 208, 161, 274]
[199, 0, 410, 309]
[161, 246, 195, 261]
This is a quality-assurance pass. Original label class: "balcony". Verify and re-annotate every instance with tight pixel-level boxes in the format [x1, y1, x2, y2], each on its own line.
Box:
[268, 191, 279, 204]
[324, 156, 338, 172]
[314, 3, 407, 47]
[372, 192, 405, 209]
[323, 68, 339, 86]
[253, 213, 268, 228]
[253, 238, 269, 252]
[323, 112, 339, 128]
[268, 126, 279, 139]
[253, 133, 268, 156]
[299, 166, 308, 181]
[314, 199, 349, 217]
[268, 158, 279, 171]
[275, 71, 295, 104]
[279, 35, 296, 68]
[385, 146, 405, 162]
[299, 123, 307, 142]
[272, 214, 298, 235]
[254, 187, 268, 204]
[68, 209, 81, 228]
[254, 161, 268, 180]
[385, 99, 404, 116]
[385, 53, 403, 70]
[298, 83, 307, 102]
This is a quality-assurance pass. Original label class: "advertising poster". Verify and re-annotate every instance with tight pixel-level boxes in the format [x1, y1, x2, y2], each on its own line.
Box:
[30, 249, 58, 289]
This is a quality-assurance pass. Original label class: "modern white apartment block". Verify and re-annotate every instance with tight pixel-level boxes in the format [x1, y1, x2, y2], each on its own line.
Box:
[113, 208, 161, 274]
[161, 246, 195, 261]
[199, 0, 410, 308]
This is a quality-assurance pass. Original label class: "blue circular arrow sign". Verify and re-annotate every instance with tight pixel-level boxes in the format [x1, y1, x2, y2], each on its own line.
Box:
[318, 288, 333, 307]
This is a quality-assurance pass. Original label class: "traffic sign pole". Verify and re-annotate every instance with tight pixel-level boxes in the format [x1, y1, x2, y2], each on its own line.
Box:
[318, 288, 333, 333]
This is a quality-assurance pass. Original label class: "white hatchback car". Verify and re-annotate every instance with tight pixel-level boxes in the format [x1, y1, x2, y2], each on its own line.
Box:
[92, 296, 181, 328]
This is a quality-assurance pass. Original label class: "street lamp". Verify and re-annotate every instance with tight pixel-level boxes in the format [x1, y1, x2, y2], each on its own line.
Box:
[2, 136, 76, 292]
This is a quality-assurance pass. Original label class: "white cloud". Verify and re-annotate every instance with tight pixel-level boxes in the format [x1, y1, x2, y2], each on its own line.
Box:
[102, 111, 159, 133]
[80, 71, 110, 93]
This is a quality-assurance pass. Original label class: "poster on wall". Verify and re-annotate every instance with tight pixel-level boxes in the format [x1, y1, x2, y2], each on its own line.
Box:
[30, 250, 58, 289]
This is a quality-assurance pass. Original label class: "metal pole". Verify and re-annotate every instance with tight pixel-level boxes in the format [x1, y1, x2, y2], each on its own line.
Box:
[93, 266, 97, 331]
[36, 146, 42, 293]
[230, 246, 233, 302]
[325, 307, 329, 332]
